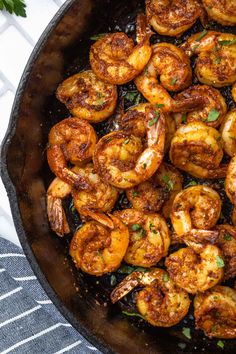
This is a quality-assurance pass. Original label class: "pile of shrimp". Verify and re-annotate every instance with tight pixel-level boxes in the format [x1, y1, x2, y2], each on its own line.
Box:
[46, 0, 236, 343]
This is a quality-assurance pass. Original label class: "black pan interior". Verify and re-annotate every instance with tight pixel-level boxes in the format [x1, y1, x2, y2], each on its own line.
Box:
[1, 0, 236, 353]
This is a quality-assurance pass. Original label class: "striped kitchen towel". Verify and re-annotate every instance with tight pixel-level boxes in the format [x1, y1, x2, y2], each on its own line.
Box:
[0, 237, 101, 354]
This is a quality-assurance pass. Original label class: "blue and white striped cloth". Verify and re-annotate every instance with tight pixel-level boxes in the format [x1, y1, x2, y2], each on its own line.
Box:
[0, 237, 101, 354]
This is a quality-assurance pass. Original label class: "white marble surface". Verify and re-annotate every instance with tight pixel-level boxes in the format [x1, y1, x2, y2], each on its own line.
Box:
[0, 0, 67, 246]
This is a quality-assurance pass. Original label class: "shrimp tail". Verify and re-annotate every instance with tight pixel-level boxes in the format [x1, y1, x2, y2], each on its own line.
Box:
[82, 210, 115, 229]
[110, 271, 143, 303]
[47, 195, 70, 237]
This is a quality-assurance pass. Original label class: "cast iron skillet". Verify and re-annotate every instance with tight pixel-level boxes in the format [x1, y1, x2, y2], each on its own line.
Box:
[1, 0, 236, 353]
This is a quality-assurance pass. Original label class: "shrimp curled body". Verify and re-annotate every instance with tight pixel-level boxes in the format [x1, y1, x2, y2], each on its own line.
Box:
[202, 0, 236, 26]
[170, 122, 227, 178]
[90, 14, 152, 85]
[111, 268, 190, 327]
[165, 244, 224, 293]
[146, 0, 204, 37]
[69, 215, 129, 276]
[47, 118, 97, 187]
[56, 70, 118, 123]
[114, 209, 170, 267]
[221, 109, 236, 157]
[194, 286, 236, 338]
[225, 156, 236, 225]
[216, 225, 236, 281]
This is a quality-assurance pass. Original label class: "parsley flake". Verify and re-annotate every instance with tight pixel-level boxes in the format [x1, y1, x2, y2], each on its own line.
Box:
[124, 138, 130, 145]
[131, 224, 142, 231]
[155, 103, 165, 108]
[143, 163, 147, 169]
[224, 233, 232, 241]
[0, 0, 26, 17]
[90, 33, 107, 40]
[207, 108, 220, 122]
[217, 340, 224, 349]
[171, 77, 178, 86]
[219, 39, 236, 46]
[122, 311, 144, 319]
[182, 327, 191, 339]
[181, 113, 187, 123]
[163, 175, 174, 190]
[149, 111, 160, 126]
[118, 265, 147, 274]
[110, 274, 117, 286]
[162, 273, 169, 282]
[196, 29, 208, 42]
[132, 191, 139, 197]
[216, 255, 225, 268]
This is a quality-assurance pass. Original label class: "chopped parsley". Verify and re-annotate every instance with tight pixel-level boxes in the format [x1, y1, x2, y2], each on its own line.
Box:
[149, 111, 160, 126]
[155, 103, 165, 108]
[214, 57, 221, 64]
[110, 274, 117, 286]
[171, 77, 178, 86]
[206, 108, 220, 122]
[224, 233, 232, 241]
[181, 113, 187, 123]
[216, 255, 225, 268]
[132, 191, 139, 197]
[182, 327, 191, 339]
[131, 224, 142, 231]
[122, 311, 144, 319]
[219, 39, 236, 46]
[124, 138, 130, 145]
[149, 223, 158, 234]
[217, 340, 224, 349]
[118, 265, 147, 274]
[143, 163, 147, 169]
[90, 33, 107, 40]
[125, 91, 142, 105]
[162, 273, 169, 282]
[163, 175, 174, 191]
[196, 29, 208, 42]
[192, 44, 199, 52]
[107, 137, 113, 142]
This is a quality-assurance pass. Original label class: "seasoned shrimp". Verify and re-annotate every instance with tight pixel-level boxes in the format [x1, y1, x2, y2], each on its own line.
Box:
[111, 268, 190, 327]
[56, 70, 117, 123]
[165, 244, 224, 293]
[93, 107, 165, 188]
[173, 85, 227, 128]
[225, 156, 236, 225]
[90, 14, 152, 85]
[72, 164, 119, 227]
[47, 118, 97, 187]
[202, 0, 236, 26]
[126, 163, 183, 218]
[47, 177, 71, 237]
[232, 82, 236, 102]
[216, 225, 236, 280]
[114, 209, 170, 267]
[135, 43, 205, 112]
[146, 0, 204, 37]
[181, 31, 236, 87]
[117, 103, 175, 152]
[171, 185, 221, 237]
[170, 122, 227, 178]
[194, 286, 236, 338]
[220, 109, 236, 156]
[69, 215, 129, 276]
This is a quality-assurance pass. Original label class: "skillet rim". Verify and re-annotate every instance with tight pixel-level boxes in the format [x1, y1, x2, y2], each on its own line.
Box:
[0, 1, 113, 352]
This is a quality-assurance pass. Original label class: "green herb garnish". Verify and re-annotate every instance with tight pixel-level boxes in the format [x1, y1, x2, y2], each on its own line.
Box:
[122, 311, 144, 319]
[224, 233, 232, 241]
[156, 103, 165, 108]
[217, 340, 224, 349]
[107, 137, 113, 142]
[192, 44, 199, 52]
[0, 0, 26, 17]
[131, 224, 142, 231]
[182, 327, 191, 339]
[214, 57, 221, 64]
[132, 191, 139, 197]
[206, 108, 220, 122]
[125, 91, 142, 105]
[181, 113, 187, 123]
[196, 29, 207, 42]
[149, 111, 160, 126]
[118, 265, 147, 274]
[219, 39, 236, 46]
[216, 255, 225, 268]
[171, 77, 178, 86]
[90, 33, 107, 40]
[110, 274, 117, 286]
[163, 175, 174, 191]
[162, 273, 169, 282]
[143, 163, 147, 169]
[124, 138, 130, 145]
[149, 223, 158, 234]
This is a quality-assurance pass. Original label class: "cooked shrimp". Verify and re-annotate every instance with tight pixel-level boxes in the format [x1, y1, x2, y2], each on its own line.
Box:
[117, 103, 175, 152]
[135, 43, 206, 113]
[216, 225, 236, 280]
[220, 109, 236, 156]
[93, 107, 165, 188]
[47, 177, 71, 237]
[181, 31, 236, 87]
[232, 82, 236, 102]
[126, 163, 183, 218]
[225, 156, 236, 225]
[114, 209, 170, 267]
[72, 163, 119, 227]
[89, 14, 152, 85]
[170, 122, 227, 178]
[56, 70, 117, 123]
[69, 215, 129, 276]
[171, 185, 221, 237]
[146, 0, 204, 37]
[202, 0, 236, 26]
[194, 286, 236, 338]
[165, 244, 224, 293]
[173, 85, 227, 128]
[47, 117, 97, 187]
[111, 268, 190, 327]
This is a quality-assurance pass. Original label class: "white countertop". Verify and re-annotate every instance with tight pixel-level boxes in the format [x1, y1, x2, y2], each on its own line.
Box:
[0, 0, 67, 246]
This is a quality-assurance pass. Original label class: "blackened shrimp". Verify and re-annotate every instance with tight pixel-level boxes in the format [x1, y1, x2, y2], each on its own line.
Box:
[69, 215, 129, 276]
[90, 14, 152, 85]
[194, 286, 236, 338]
[202, 0, 236, 26]
[181, 31, 236, 88]
[146, 0, 204, 37]
[220, 109, 236, 157]
[216, 225, 236, 280]
[171, 185, 221, 237]
[165, 244, 224, 293]
[111, 268, 190, 327]
[126, 163, 183, 218]
[47, 117, 97, 187]
[56, 70, 117, 123]
[173, 85, 227, 128]
[225, 156, 236, 225]
[170, 122, 227, 178]
[114, 209, 170, 267]
[93, 107, 165, 188]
